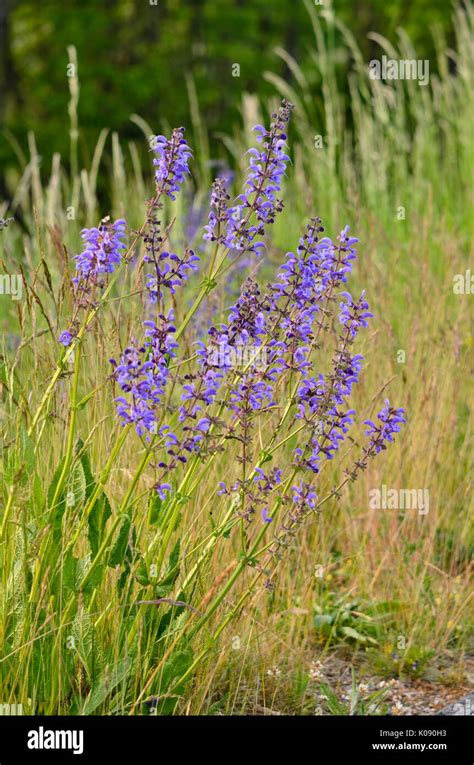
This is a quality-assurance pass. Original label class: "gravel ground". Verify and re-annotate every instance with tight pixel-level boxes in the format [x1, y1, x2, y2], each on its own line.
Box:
[307, 653, 474, 716]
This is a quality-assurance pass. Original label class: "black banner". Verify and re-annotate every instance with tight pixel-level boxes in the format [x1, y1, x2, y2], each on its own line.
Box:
[0, 714, 471, 762]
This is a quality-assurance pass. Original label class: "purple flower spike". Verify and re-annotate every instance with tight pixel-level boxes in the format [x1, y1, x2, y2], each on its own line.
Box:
[111, 312, 178, 437]
[364, 399, 407, 453]
[145, 248, 200, 302]
[339, 290, 374, 338]
[204, 100, 294, 257]
[292, 480, 317, 509]
[74, 218, 126, 282]
[152, 128, 192, 200]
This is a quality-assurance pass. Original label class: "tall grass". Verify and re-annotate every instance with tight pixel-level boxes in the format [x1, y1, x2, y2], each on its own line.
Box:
[0, 3, 472, 714]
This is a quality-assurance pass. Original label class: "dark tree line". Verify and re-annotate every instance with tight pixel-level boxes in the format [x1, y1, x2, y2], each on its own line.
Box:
[0, 0, 457, 185]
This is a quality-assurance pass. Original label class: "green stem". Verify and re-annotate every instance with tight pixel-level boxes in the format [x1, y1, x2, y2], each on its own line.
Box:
[28, 197, 159, 437]
[0, 488, 15, 544]
[48, 343, 82, 514]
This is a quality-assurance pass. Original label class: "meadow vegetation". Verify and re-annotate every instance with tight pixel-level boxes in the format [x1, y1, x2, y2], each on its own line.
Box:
[0, 3, 472, 714]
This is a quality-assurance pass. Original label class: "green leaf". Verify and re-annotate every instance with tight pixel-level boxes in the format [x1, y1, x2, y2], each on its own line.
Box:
[76, 557, 105, 595]
[65, 460, 86, 512]
[76, 390, 96, 411]
[259, 450, 273, 465]
[88, 493, 112, 558]
[148, 493, 163, 526]
[319, 682, 348, 715]
[47, 457, 86, 542]
[77, 439, 96, 501]
[32, 472, 45, 515]
[63, 548, 79, 594]
[117, 563, 131, 591]
[365, 600, 404, 616]
[168, 539, 180, 571]
[152, 644, 193, 714]
[341, 626, 378, 645]
[314, 613, 334, 628]
[135, 560, 150, 586]
[108, 514, 132, 567]
[80, 655, 135, 714]
[153, 540, 181, 595]
[47, 458, 67, 540]
[71, 605, 95, 678]
[76, 440, 112, 557]
[4, 427, 36, 485]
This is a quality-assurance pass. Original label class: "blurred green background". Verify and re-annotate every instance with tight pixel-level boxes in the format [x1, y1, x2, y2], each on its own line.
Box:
[0, 0, 460, 180]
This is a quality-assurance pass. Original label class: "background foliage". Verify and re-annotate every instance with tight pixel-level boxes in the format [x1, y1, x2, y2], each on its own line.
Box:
[0, 0, 460, 178]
